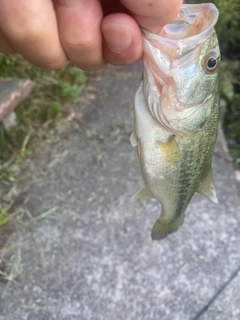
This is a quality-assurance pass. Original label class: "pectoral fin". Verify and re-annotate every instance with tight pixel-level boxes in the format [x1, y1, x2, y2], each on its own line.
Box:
[156, 136, 180, 165]
[132, 185, 155, 199]
[197, 169, 218, 203]
[130, 132, 137, 147]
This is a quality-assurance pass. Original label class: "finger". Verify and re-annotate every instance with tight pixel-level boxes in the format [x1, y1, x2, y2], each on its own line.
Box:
[0, 28, 16, 54]
[54, 0, 106, 71]
[120, 0, 183, 33]
[0, 0, 68, 70]
[102, 13, 142, 65]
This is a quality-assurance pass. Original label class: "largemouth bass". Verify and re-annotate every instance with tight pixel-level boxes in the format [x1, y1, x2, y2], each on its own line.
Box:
[131, 3, 220, 240]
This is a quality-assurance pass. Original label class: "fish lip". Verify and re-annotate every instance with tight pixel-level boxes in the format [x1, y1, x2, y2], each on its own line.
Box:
[141, 3, 219, 44]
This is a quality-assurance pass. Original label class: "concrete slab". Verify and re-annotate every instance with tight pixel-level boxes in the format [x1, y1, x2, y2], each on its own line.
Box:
[198, 270, 240, 320]
[0, 64, 240, 320]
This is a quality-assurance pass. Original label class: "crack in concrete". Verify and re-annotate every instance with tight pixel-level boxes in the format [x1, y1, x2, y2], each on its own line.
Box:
[192, 265, 240, 320]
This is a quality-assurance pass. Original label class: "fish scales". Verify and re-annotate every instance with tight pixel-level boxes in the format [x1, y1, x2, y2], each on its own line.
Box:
[132, 4, 220, 240]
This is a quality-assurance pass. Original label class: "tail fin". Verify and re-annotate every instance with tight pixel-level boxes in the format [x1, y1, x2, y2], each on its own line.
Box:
[151, 215, 185, 240]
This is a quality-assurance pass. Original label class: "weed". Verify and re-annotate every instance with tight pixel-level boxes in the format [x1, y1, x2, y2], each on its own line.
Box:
[218, 61, 240, 169]
[0, 53, 86, 162]
[0, 208, 8, 226]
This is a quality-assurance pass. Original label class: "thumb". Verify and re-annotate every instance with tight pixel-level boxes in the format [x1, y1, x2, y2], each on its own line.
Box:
[120, 0, 183, 33]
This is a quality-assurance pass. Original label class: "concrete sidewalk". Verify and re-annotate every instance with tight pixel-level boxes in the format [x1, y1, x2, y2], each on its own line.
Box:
[1, 63, 240, 320]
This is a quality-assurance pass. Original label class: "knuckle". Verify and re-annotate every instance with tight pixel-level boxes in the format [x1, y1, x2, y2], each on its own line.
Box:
[42, 59, 68, 71]
[25, 47, 68, 70]
[76, 62, 106, 72]
[12, 21, 44, 43]
[62, 34, 105, 71]
[63, 32, 96, 51]
[70, 56, 106, 71]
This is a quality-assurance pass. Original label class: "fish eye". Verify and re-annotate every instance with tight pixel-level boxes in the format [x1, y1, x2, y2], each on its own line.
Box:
[207, 57, 217, 69]
[202, 50, 220, 73]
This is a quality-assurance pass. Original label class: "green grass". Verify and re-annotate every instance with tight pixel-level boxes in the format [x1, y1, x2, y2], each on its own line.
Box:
[214, 0, 240, 59]
[0, 53, 86, 166]
[213, 0, 240, 168]
[219, 61, 240, 169]
[0, 208, 8, 226]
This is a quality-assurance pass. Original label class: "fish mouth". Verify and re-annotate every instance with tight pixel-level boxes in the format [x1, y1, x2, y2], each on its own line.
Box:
[142, 3, 218, 46]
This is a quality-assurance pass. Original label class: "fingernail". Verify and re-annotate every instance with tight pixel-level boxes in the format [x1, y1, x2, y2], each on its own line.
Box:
[102, 23, 132, 54]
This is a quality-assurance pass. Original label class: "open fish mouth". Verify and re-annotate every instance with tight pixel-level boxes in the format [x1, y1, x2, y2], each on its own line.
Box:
[163, 3, 218, 40]
[142, 3, 219, 43]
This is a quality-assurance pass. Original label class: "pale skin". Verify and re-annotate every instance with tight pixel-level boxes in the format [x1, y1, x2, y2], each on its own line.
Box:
[0, 0, 183, 71]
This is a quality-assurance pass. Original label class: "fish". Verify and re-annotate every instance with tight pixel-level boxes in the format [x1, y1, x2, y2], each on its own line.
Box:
[131, 3, 221, 240]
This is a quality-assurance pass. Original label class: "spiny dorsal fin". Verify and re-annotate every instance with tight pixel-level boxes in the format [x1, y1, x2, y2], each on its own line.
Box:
[197, 168, 218, 203]
[132, 185, 155, 199]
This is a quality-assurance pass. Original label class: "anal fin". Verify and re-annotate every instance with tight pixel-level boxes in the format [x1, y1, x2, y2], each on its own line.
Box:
[132, 185, 155, 199]
[197, 169, 218, 203]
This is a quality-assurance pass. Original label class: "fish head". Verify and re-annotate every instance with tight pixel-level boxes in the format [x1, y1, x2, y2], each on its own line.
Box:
[142, 3, 220, 134]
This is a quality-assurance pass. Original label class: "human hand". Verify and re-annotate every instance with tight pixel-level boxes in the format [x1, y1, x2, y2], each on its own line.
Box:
[0, 0, 183, 71]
